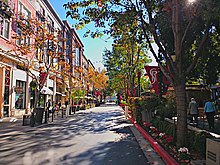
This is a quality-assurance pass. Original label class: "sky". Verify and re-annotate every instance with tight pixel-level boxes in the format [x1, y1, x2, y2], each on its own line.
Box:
[48, 0, 157, 70]
[49, 0, 112, 70]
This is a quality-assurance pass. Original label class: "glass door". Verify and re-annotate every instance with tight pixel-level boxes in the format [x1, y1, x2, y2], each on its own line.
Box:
[3, 67, 10, 117]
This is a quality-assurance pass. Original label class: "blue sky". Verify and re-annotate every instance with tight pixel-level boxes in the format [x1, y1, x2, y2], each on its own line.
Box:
[48, 0, 157, 70]
[49, 0, 112, 70]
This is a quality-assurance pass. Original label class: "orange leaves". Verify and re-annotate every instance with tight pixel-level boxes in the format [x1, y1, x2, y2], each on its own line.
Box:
[88, 67, 108, 90]
[97, 0, 102, 8]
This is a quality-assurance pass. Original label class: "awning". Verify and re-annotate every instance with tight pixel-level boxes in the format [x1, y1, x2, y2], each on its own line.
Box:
[73, 96, 84, 99]
[56, 92, 66, 97]
[40, 86, 53, 95]
[85, 96, 94, 100]
[85, 96, 96, 100]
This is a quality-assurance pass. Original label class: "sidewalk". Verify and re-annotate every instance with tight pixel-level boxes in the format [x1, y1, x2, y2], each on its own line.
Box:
[0, 112, 68, 136]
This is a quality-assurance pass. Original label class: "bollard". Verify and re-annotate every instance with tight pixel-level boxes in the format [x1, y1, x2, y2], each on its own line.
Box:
[125, 106, 128, 119]
[30, 113, 35, 127]
[62, 108, 64, 118]
[66, 105, 70, 118]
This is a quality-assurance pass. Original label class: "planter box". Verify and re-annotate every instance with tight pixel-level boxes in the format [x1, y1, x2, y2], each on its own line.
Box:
[206, 138, 220, 165]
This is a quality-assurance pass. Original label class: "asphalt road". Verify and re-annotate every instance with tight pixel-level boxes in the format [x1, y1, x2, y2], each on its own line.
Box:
[0, 104, 149, 165]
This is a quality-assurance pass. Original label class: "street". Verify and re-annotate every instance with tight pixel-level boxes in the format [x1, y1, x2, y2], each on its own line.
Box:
[0, 104, 149, 165]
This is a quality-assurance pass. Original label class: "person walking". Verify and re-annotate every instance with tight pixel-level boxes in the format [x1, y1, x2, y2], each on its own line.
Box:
[51, 103, 57, 122]
[45, 99, 51, 123]
[58, 100, 62, 110]
[188, 98, 199, 126]
[204, 99, 216, 129]
[65, 99, 69, 118]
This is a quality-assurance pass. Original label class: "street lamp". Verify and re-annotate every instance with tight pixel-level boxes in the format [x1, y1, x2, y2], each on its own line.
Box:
[137, 70, 142, 97]
[187, 0, 197, 4]
[170, 52, 176, 62]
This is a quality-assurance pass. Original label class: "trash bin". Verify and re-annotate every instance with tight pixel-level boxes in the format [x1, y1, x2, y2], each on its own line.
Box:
[35, 108, 44, 126]
[23, 114, 31, 126]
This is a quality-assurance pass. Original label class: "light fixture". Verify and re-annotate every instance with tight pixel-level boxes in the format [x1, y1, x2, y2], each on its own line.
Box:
[170, 52, 176, 62]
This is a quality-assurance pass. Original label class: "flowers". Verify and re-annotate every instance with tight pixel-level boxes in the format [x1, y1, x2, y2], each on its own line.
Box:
[178, 147, 191, 162]
[149, 126, 158, 133]
[178, 147, 189, 153]
[143, 121, 192, 163]
[143, 122, 152, 127]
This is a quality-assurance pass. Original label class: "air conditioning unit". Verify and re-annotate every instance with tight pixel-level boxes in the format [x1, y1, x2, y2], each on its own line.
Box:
[206, 138, 220, 165]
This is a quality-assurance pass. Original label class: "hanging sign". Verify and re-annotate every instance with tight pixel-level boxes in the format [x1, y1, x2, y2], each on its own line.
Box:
[144, 66, 159, 95]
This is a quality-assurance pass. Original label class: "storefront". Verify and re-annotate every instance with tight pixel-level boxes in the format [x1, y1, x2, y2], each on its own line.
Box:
[14, 80, 26, 109]
[2, 66, 11, 117]
[12, 68, 27, 116]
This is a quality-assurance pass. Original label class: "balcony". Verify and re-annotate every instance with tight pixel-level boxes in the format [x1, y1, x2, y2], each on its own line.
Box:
[0, 1, 14, 19]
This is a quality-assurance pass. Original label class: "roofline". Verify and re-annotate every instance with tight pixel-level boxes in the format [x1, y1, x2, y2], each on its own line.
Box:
[42, 0, 64, 26]
[71, 28, 84, 48]
[88, 60, 95, 69]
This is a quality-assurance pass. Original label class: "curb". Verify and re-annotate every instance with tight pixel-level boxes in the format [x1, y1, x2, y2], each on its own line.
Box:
[126, 112, 179, 165]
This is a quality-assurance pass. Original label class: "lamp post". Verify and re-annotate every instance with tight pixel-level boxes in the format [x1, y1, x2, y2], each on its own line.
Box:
[137, 70, 142, 97]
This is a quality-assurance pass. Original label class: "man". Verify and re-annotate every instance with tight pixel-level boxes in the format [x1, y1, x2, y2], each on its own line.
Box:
[45, 99, 51, 123]
[188, 98, 199, 126]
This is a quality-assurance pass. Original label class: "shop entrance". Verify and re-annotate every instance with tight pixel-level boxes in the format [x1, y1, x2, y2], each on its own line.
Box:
[3, 67, 10, 117]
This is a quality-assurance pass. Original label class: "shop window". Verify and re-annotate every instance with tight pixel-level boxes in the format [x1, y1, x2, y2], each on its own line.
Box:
[15, 80, 26, 109]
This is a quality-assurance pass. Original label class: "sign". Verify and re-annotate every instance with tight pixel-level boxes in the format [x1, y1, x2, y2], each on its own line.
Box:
[144, 66, 171, 95]
[144, 66, 159, 95]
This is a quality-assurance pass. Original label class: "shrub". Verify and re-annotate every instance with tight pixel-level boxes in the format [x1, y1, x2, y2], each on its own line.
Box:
[193, 131, 214, 157]
[155, 96, 176, 120]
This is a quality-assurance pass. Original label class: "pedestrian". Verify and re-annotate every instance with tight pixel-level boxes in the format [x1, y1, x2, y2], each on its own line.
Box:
[46, 99, 52, 115]
[188, 98, 199, 126]
[51, 104, 57, 122]
[73, 101, 77, 114]
[65, 99, 69, 118]
[204, 99, 216, 129]
[58, 100, 62, 109]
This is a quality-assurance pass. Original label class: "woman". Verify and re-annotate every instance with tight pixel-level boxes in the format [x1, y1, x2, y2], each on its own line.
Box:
[188, 98, 199, 125]
[204, 99, 216, 129]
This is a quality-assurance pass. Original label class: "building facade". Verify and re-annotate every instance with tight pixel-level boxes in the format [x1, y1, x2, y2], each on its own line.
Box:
[0, 0, 87, 118]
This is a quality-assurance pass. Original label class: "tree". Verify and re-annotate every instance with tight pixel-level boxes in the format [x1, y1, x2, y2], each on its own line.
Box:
[88, 66, 108, 101]
[64, 0, 220, 146]
[103, 10, 151, 98]
[1, 11, 71, 121]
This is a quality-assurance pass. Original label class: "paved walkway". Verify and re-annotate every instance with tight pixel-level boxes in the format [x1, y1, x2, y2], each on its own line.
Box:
[0, 107, 219, 165]
[0, 107, 164, 165]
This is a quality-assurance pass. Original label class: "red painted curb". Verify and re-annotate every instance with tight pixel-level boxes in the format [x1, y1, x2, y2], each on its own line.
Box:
[127, 113, 179, 165]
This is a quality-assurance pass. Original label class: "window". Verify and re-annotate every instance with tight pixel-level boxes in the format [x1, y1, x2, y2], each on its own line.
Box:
[0, 15, 10, 39]
[15, 80, 26, 109]
[47, 16, 54, 33]
[75, 48, 80, 66]
[17, 28, 30, 45]
[19, 3, 31, 18]
[17, 3, 31, 45]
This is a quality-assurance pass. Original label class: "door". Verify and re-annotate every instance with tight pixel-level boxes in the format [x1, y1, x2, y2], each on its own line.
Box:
[3, 67, 10, 117]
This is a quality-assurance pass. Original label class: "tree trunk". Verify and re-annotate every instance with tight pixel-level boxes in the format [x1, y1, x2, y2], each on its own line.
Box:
[174, 81, 187, 147]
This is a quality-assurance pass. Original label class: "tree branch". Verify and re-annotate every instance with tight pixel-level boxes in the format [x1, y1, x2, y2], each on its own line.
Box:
[185, 21, 211, 76]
